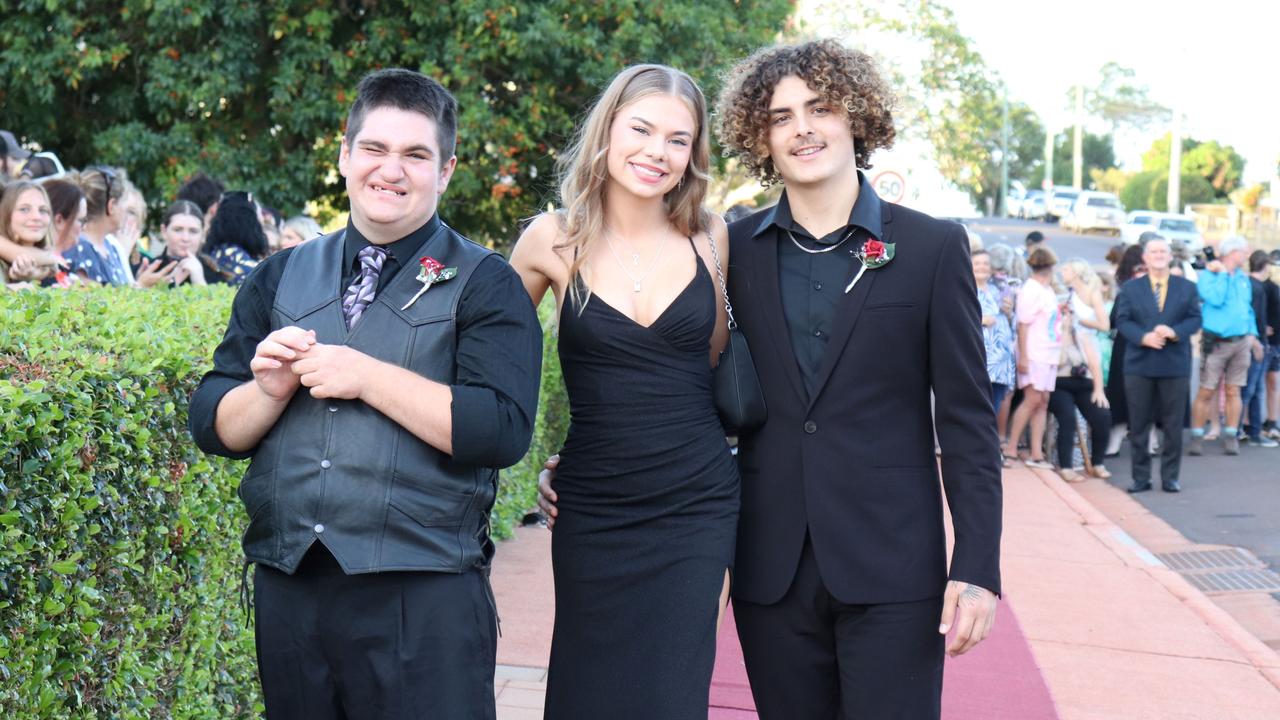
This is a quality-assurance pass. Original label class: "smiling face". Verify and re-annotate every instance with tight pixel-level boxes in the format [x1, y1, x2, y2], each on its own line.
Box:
[162, 212, 204, 258]
[765, 75, 858, 189]
[605, 93, 696, 201]
[9, 188, 52, 246]
[972, 252, 991, 284]
[338, 106, 457, 243]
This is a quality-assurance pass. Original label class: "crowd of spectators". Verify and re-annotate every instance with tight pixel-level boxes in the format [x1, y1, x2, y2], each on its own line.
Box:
[0, 129, 326, 291]
[972, 226, 1280, 491]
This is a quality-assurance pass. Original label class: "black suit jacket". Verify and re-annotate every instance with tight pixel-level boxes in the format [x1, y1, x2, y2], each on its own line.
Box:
[727, 202, 1002, 605]
[1113, 275, 1201, 378]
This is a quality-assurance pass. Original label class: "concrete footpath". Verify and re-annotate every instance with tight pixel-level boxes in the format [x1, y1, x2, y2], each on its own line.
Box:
[488, 464, 1280, 719]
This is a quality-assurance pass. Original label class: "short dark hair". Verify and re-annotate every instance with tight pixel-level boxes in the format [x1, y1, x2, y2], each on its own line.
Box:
[1249, 249, 1271, 273]
[345, 69, 458, 161]
[1024, 230, 1045, 246]
[177, 171, 226, 214]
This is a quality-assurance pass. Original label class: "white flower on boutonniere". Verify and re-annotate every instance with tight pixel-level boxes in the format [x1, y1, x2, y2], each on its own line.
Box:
[845, 237, 895, 293]
[401, 256, 458, 310]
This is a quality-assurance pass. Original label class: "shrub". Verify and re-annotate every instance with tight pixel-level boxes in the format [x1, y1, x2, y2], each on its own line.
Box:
[1119, 170, 1161, 212]
[0, 286, 564, 715]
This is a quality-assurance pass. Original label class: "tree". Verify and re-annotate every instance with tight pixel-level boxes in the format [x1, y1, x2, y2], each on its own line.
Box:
[0, 1, 793, 252]
[818, 0, 1045, 209]
[1080, 62, 1169, 132]
[1141, 134, 1244, 200]
[1089, 167, 1132, 195]
[1149, 174, 1215, 212]
[1028, 132, 1115, 188]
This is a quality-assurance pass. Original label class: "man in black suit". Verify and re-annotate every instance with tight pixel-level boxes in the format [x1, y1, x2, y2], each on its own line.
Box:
[1113, 236, 1202, 492]
[711, 40, 1002, 718]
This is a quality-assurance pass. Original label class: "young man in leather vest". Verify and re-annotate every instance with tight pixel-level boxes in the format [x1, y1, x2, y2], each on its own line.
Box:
[712, 40, 1001, 718]
[190, 69, 542, 719]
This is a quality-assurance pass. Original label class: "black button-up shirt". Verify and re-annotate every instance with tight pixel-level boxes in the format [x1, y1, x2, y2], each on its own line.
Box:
[189, 214, 543, 468]
[755, 171, 883, 399]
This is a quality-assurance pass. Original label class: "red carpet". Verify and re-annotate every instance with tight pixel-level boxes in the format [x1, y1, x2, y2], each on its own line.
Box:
[710, 596, 1059, 719]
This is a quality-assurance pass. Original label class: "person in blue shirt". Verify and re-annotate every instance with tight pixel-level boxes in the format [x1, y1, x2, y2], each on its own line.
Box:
[1189, 236, 1267, 455]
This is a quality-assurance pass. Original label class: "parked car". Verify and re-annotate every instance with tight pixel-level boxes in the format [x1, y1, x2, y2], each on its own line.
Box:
[1045, 186, 1079, 222]
[1119, 211, 1205, 254]
[1061, 191, 1125, 234]
[1004, 187, 1025, 218]
[1019, 190, 1046, 220]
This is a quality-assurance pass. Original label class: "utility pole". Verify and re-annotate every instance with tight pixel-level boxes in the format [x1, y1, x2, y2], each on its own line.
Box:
[999, 87, 1010, 217]
[1072, 83, 1084, 190]
[1167, 105, 1183, 213]
[1044, 125, 1054, 192]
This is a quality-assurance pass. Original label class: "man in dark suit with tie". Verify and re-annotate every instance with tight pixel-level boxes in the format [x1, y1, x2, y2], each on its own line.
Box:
[712, 40, 1002, 719]
[1113, 236, 1202, 492]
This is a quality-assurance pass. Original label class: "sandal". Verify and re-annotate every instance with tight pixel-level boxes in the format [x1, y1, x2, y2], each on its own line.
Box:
[1001, 454, 1016, 468]
[1059, 468, 1085, 483]
[1090, 465, 1112, 480]
[1025, 458, 1053, 470]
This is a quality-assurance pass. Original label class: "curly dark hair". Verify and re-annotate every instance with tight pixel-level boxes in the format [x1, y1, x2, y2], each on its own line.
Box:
[714, 39, 897, 185]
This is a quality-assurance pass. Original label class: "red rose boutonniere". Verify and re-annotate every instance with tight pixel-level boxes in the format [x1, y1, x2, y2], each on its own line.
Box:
[845, 237, 896, 293]
[401, 256, 459, 310]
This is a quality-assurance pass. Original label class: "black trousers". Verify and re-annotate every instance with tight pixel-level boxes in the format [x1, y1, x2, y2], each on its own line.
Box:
[253, 545, 497, 720]
[1049, 376, 1113, 468]
[733, 537, 944, 720]
[1125, 375, 1190, 485]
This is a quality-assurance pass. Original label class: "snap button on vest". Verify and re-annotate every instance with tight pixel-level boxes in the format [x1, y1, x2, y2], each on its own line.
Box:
[804, 420, 818, 434]
[320, 459, 332, 469]
[328, 406, 338, 413]
[314, 523, 325, 533]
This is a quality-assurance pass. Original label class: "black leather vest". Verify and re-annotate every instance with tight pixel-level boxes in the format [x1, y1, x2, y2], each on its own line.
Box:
[238, 226, 499, 574]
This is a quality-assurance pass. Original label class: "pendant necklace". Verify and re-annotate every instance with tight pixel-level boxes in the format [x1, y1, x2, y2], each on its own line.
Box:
[605, 230, 670, 293]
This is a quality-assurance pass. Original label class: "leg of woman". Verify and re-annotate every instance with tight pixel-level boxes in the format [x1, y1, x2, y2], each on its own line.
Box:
[1075, 381, 1113, 474]
[998, 390, 1014, 444]
[1027, 389, 1050, 462]
[1048, 386, 1076, 469]
[1004, 387, 1037, 459]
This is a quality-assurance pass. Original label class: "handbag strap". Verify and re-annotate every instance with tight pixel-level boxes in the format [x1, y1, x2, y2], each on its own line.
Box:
[704, 231, 738, 330]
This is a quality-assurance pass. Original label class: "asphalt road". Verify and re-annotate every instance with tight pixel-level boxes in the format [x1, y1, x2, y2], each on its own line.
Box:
[962, 216, 1280, 573]
[960, 216, 1119, 266]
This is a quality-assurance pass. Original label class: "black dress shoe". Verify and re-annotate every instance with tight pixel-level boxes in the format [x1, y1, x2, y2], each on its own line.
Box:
[1162, 481, 1181, 493]
[1127, 482, 1153, 493]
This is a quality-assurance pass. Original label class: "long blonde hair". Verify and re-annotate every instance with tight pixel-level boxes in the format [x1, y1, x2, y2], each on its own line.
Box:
[1061, 257, 1102, 297]
[556, 64, 711, 307]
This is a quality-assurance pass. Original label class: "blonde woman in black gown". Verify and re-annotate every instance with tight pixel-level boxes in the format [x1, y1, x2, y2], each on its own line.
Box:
[510, 65, 738, 719]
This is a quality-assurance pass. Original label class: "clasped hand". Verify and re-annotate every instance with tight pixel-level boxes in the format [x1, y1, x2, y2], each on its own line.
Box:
[251, 326, 373, 401]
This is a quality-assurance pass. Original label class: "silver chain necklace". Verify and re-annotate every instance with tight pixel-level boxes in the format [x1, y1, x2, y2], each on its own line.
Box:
[786, 227, 856, 254]
[605, 230, 670, 293]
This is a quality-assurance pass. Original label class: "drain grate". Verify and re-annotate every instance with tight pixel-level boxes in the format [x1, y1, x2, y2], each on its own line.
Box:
[1154, 548, 1280, 593]
[1155, 548, 1260, 572]
[1182, 569, 1280, 593]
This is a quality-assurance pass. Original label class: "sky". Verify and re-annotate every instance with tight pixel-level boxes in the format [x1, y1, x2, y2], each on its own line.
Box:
[803, 0, 1280, 183]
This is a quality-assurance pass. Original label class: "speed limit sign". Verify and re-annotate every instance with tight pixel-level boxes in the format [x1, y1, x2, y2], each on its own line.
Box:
[871, 170, 906, 204]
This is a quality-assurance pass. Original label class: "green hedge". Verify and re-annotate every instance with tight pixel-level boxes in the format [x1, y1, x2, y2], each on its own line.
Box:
[0, 287, 566, 716]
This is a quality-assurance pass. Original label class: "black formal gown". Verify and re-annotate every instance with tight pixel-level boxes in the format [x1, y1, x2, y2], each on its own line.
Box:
[545, 257, 739, 719]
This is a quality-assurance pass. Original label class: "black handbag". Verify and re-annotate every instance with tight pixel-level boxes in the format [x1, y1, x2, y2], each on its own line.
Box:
[706, 232, 767, 434]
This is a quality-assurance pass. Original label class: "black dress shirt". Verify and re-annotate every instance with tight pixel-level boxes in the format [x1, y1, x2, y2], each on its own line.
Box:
[189, 214, 543, 468]
[757, 171, 884, 398]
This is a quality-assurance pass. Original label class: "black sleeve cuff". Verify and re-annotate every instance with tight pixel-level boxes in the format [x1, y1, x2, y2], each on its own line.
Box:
[188, 375, 256, 460]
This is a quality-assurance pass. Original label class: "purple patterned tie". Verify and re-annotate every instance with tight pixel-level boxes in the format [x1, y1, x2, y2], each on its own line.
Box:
[341, 245, 388, 329]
